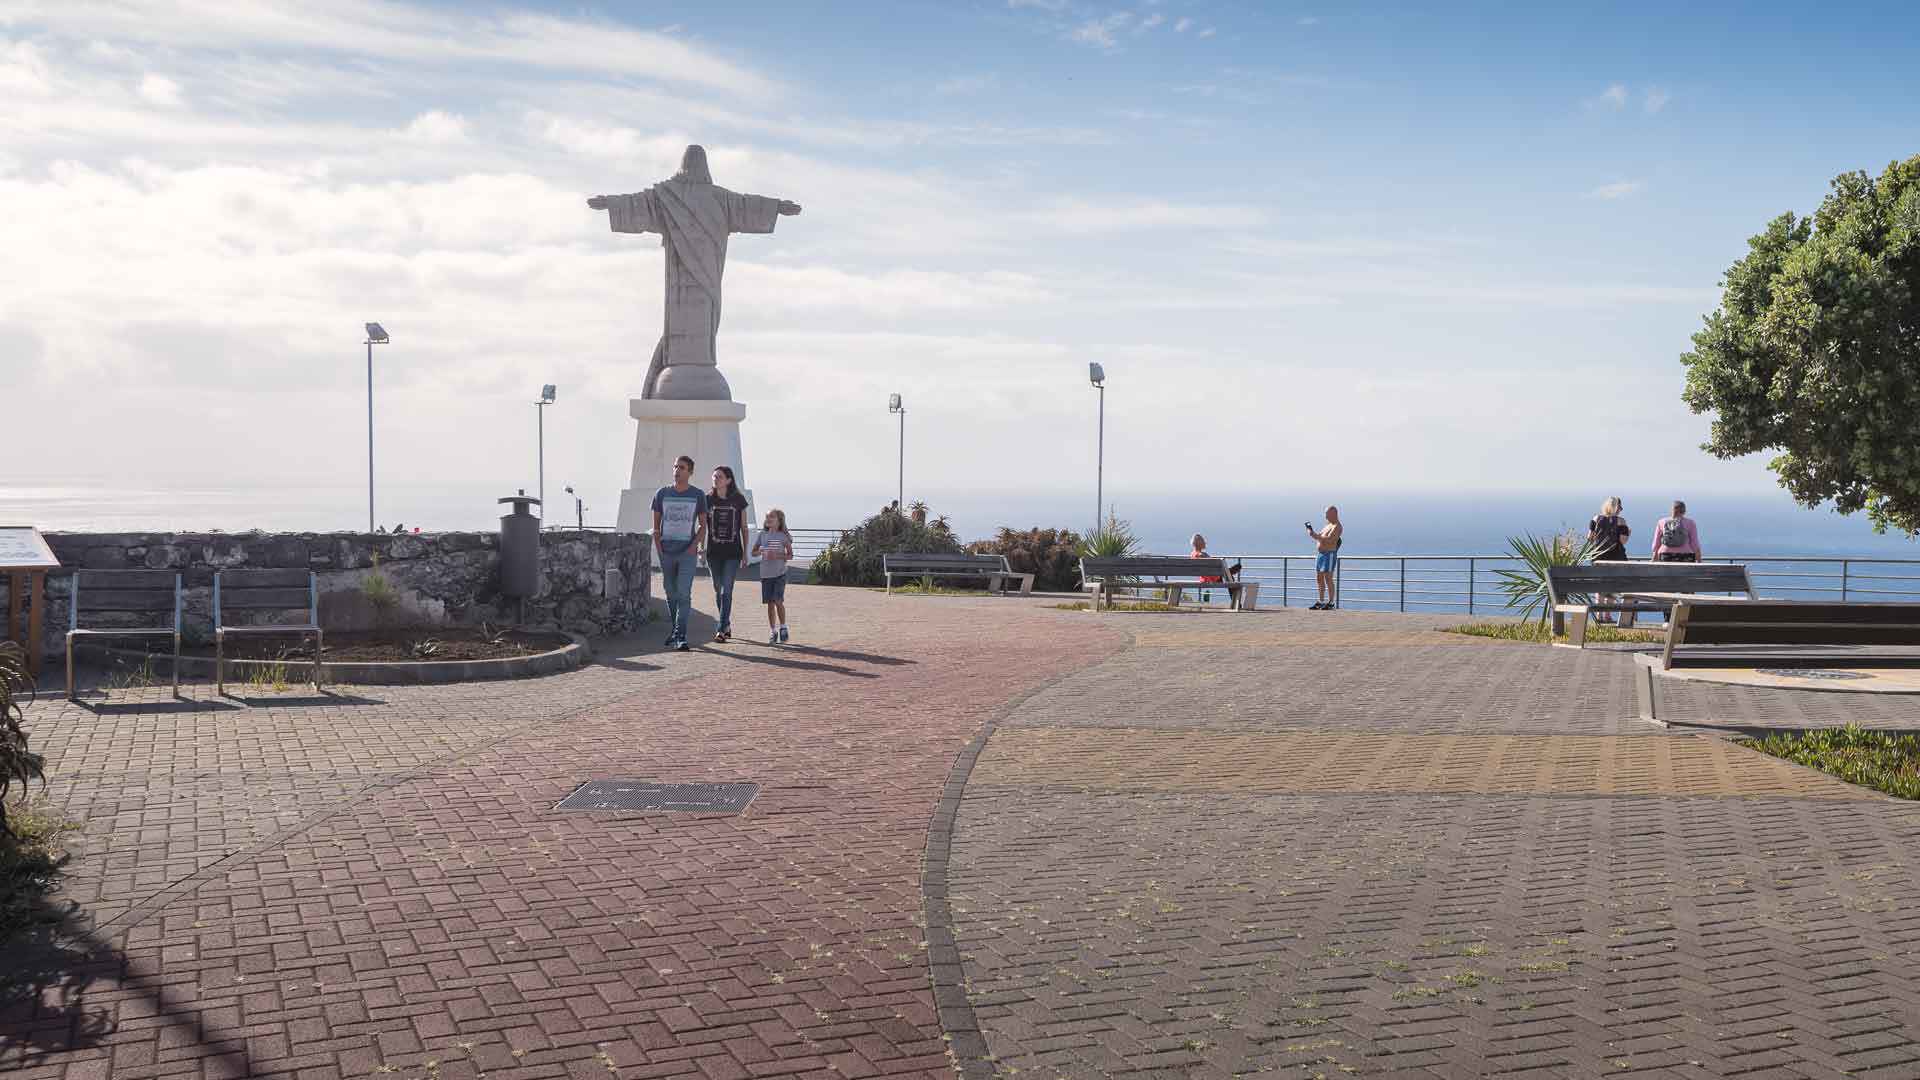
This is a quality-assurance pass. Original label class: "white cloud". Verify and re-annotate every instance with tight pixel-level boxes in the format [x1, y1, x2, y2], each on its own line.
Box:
[1138, 13, 1165, 32]
[1175, 17, 1192, 32]
[1197, 26, 1216, 38]
[402, 109, 468, 144]
[1070, 13, 1133, 50]
[1033, 198, 1270, 232]
[0, 38, 54, 95]
[8, 0, 781, 98]
[1298, 16, 1320, 26]
[137, 72, 183, 105]
[1644, 87, 1670, 113]
[1007, 0, 1069, 10]
[1596, 83, 1629, 109]
[1588, 180, 1644, 200]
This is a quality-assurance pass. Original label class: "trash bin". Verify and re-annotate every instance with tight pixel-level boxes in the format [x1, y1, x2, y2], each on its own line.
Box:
[499, 490, 542, 598]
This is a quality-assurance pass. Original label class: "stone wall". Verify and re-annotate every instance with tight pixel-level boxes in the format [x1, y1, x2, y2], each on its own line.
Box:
[9, 530, 651, 660]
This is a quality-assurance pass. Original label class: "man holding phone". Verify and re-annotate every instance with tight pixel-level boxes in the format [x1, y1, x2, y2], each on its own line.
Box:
[1305, 507, 1342, 610]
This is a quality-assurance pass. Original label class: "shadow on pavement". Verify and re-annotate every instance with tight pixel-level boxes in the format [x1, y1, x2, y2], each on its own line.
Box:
[698, 647, 879, 679]
[0, 874, 254, 1076]
[218, 691, 386, 707]
[80, 698, 243, 715]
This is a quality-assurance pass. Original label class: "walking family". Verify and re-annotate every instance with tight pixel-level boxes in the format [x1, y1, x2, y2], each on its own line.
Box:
[650, 454, 796, 650]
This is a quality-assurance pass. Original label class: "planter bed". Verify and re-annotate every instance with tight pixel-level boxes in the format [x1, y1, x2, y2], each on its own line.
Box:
[84, 629, 587, 685]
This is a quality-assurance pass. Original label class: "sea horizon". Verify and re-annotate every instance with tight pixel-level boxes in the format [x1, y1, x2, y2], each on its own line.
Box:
[8, 481, 1918, 562]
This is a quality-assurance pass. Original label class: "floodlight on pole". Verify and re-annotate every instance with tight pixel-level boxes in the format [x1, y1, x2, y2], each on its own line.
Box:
[535, 385, 557, 521]
[363, 323, 389, 533]
[564, 484, 584, 533]
[888, 393, 905, 510]
[1088, 363, 1106, 530]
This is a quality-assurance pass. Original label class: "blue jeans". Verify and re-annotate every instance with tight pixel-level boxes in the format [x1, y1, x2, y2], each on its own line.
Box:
[660, 546, 697, 642]
[709, 555, 740, 633]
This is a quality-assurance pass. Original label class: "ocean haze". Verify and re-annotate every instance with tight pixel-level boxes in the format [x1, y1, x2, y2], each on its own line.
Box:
[9, 482, 1916, 560]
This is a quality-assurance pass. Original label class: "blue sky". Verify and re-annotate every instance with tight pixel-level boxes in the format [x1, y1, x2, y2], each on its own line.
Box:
[3, 1, 1918, 531]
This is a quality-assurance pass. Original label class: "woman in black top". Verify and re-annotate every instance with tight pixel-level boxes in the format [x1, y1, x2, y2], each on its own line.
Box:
[705, 466, 750, 642]
[1587, 496, 1630, 624]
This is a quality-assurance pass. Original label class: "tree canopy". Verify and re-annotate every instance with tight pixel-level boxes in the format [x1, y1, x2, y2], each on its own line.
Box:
[1681, 155, 1920, 535]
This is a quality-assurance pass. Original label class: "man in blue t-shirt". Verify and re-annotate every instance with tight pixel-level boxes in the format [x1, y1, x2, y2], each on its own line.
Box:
[651, 454, 708, 650]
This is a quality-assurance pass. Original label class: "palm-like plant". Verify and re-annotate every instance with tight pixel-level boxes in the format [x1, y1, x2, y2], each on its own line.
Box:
[0, 640, 46, 839]
[1493, 530, 1599, 625]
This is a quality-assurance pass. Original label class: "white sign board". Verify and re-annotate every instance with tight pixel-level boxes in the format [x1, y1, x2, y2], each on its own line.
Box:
[0, 527, 59, 570]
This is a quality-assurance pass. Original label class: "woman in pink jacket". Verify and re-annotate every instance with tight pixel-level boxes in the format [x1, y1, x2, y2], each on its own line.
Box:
[1651, 500, 1702, 562]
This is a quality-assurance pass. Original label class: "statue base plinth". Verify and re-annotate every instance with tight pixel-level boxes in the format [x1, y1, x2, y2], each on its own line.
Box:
[616, 398, 754, 536]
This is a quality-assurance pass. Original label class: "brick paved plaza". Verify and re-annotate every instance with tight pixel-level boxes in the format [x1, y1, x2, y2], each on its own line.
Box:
[6, 587, 1920, 1079]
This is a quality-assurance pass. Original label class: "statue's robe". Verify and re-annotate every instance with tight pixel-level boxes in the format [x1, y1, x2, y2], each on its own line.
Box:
[604, 180, 783, 399]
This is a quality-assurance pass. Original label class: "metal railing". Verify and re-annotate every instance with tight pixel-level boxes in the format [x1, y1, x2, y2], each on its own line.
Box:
[1213, 554, 1920, 614]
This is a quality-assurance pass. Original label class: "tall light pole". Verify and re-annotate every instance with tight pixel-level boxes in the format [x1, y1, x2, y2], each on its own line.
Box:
[888, 393, 905, 509]
[364, 323, 388, 533]
[1088, 362, 1106, 528]
[535, 384, 556, 521]
[564, 485, 585, 533]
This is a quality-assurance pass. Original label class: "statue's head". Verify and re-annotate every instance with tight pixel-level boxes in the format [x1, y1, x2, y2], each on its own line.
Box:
[674, 145, 712, 184]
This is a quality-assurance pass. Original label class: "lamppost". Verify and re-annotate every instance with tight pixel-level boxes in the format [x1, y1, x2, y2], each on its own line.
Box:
[1088, 362, 1105, 528]
[535, 384, 556, 521]
[363, 322, 388, 533]
[888, 393, 906, 509]
[564, 485, 585, 533]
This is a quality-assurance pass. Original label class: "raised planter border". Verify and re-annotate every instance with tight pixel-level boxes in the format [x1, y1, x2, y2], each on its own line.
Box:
[78, 633, 589, 686]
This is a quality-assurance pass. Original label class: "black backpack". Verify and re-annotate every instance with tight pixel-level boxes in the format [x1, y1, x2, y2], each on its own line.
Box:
[1660, 517, 1689, 549]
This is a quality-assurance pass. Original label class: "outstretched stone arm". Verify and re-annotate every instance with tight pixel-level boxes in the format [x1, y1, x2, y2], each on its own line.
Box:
[587, 191, 659, 234]
[729, 193, 801, 235]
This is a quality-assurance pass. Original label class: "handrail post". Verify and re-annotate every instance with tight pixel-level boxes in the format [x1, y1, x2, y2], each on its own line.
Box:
[1282, 558, 1289, 608]
[1468, 558, 1475, 615]
[1399, 557, 1406, 612]
[1841, 559, 1849, 603]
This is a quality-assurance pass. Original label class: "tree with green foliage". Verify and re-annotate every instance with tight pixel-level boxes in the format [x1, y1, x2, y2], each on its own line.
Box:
[1681, 155, 1920, 535]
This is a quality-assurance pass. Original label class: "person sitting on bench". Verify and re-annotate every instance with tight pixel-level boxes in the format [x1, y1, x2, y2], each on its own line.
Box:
[1652, 500, 1702, 563]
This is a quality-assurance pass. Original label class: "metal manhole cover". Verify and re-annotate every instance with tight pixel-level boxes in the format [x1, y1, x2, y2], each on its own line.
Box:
[556, 780, 759, 814]
[1754, 668, 1872, 681]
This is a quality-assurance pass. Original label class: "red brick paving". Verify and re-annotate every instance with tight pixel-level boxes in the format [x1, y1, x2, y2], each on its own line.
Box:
[1, 588, 1124, 1079]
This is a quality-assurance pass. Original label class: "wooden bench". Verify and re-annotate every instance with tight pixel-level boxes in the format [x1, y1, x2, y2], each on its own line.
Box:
[1547, 562, 1754, 647]
[1078, 556, 1259, 612]
[65, 570, 183, 700]
[882, 553, 1035, 596]
[215, 569, 323, 693]
[1626, 594, 1920, 670]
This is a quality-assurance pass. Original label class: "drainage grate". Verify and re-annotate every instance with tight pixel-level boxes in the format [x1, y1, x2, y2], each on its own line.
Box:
[1754, 668, 1872, 681]
[556, 780, 759, 814]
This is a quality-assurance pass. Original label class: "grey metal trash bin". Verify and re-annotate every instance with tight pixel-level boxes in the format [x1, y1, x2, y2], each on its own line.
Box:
[499, 490, 542, 599]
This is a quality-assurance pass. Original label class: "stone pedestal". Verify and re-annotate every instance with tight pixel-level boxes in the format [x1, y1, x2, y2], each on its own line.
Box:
[615, 398, 753, 534]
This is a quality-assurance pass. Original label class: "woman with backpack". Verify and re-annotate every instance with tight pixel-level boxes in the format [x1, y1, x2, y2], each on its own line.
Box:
[1586, 497, 1631, 623]
[1652, 500, 1702, 562]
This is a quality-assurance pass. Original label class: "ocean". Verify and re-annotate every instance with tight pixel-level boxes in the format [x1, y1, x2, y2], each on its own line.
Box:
[8, 482, 1917, 560]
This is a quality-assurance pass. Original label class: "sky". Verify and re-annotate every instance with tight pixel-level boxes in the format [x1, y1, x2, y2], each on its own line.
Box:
[4, 0, 1920, 534]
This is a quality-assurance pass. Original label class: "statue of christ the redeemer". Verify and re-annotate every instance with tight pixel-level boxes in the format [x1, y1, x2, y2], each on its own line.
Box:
[588, 145, 801, 401]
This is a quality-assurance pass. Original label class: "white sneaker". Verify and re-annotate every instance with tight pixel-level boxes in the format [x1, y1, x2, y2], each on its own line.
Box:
[769, 630, 780, 645]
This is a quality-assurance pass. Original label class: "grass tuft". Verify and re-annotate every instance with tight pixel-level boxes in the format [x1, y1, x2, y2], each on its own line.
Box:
[0, 798, 78, 941]
[1738, 725, 1920, 800]
[1441, 621, 1664, 645]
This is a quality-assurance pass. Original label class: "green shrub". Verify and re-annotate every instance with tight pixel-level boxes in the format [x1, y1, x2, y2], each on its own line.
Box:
[1492, 529, 1599, 625]
[1078, 510, 1141, 560]
[968, 527, 1085, 592]
[0, 641, 46, 839]
[809, 505, 964, 587]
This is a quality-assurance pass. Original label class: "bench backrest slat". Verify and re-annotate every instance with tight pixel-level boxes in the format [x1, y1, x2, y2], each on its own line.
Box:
[215, 569, 318, 625]
[70, 570, 182, 626]
[1082, 556, 1230, 578]
[1547, 562, 1751, 603]
[1679, 601, 1920, 647]
[883, 553, 1011, 571]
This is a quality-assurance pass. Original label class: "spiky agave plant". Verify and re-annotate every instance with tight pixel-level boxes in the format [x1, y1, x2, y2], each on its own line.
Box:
[1492, 530, 1600, 625]
[0, 641, 46, 839]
